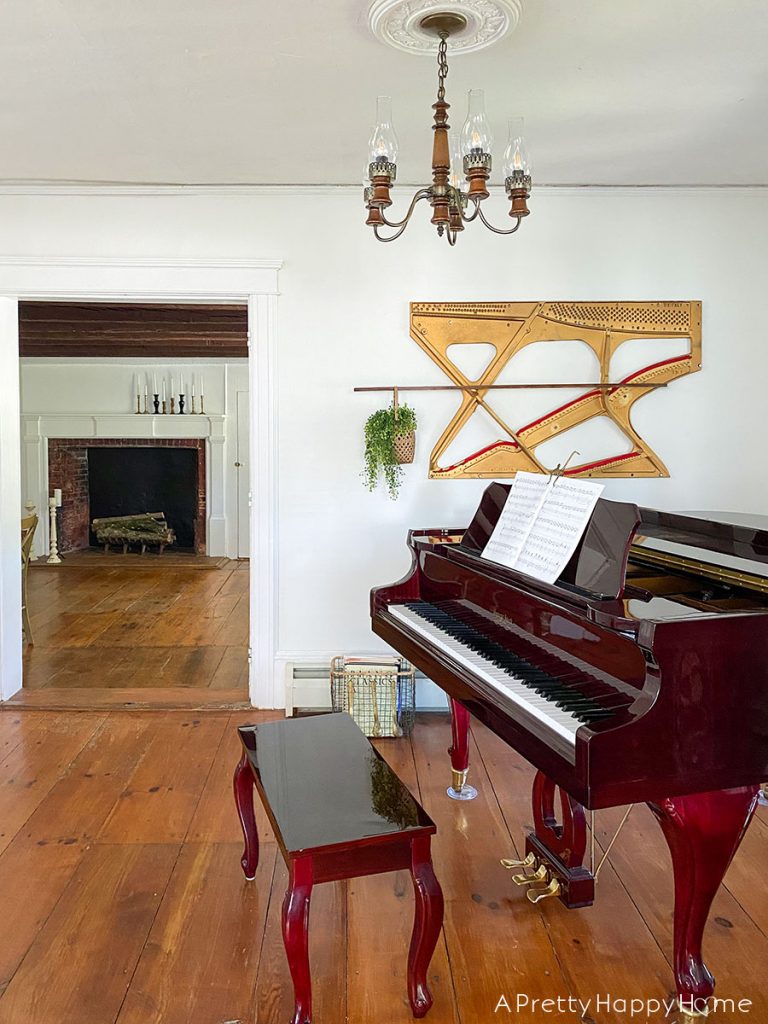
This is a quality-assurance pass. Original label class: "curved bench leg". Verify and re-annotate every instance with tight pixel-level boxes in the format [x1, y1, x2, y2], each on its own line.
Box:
[447, 698, 477, 801]
[283, 856, 314, 1024]
[408, 834, 444, 1018]
[233, 751, 259, 880]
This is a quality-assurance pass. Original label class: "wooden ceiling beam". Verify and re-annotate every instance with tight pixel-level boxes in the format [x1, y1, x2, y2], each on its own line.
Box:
[18, 301, 249, 358]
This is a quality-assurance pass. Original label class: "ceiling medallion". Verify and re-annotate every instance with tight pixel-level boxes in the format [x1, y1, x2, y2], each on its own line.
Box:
[368, 0, 523, 56]
[363, 5, 532, 245]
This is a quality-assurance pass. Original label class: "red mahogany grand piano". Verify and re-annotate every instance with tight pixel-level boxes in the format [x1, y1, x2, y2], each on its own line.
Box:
[371, 482, 768, 1021]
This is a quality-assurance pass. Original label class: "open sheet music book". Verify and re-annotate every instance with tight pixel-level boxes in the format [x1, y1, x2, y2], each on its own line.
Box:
[482, 471, 605, 585]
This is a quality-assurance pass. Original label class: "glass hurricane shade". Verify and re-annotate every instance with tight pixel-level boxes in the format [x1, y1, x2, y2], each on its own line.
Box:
[449, 131, 467, 190]
[503, 117, 532, 178]
[368, 95, 399, 165]
[460, 89, 493, 157]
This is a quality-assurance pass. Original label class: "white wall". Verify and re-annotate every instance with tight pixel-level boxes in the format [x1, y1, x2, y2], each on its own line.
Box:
[19, 358, 248, 558]
[1, 186, 766, 705]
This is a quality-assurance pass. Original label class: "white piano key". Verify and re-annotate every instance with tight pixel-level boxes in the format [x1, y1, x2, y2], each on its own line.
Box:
[388, 604, 581, 753]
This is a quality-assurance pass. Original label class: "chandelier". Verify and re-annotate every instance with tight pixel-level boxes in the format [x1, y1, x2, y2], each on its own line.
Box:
[363, 11, 532, 245]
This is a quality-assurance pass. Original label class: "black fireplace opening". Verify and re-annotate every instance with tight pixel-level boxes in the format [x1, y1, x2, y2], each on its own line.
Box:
[87, 447, 198, 549]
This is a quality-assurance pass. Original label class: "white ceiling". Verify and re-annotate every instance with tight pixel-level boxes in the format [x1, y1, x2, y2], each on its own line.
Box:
[0, 0, 766, 186]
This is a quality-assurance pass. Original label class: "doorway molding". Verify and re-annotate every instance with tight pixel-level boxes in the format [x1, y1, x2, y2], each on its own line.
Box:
[0, 256, 281, 708]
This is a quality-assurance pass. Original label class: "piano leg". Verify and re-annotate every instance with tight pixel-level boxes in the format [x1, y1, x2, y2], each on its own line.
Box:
[648, 785, 759, 1020]
[447, 698, 477, 801]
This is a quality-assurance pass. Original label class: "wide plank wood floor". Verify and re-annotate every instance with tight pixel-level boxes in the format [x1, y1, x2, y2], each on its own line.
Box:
[23, 561, 249, 695]
[0, 709, 764, 1023]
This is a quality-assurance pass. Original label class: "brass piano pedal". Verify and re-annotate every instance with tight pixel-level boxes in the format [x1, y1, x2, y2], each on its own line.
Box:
[511, 864, 548, 887]
[526, 877, 561, 904]
[501, 852, 536, 871]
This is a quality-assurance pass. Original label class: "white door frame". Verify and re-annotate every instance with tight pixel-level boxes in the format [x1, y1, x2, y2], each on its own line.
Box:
[0, 256, 282, 708]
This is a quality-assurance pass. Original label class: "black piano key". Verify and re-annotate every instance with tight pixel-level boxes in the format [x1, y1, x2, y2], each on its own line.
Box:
[404, 601, 626, 724]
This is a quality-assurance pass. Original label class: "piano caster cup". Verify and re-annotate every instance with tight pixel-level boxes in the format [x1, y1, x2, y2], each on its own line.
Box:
[447, 768, 477, 802]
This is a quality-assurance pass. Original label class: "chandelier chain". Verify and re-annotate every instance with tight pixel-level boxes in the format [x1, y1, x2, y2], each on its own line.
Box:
[437, 35, 449, 102]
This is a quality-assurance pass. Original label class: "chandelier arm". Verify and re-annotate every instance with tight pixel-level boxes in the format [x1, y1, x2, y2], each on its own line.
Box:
[373, 220, 413, 243]
[476, 206, 524, 235]
[446, 228, 458, 247]
[461, 199, 482, 223]
[378, 189, 432, 229]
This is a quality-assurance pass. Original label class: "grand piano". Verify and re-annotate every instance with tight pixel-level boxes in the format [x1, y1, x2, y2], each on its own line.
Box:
[371, 482, 768, 1021]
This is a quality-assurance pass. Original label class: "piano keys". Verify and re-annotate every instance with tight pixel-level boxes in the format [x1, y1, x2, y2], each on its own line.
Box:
[371, 483, 768, 1021]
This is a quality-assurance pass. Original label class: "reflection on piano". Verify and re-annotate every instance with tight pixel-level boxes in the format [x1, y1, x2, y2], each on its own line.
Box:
[371, 482, 768, 1020]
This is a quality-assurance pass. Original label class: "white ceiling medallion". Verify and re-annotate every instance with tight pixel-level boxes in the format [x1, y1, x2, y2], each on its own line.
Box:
[368, 0, 522, 56]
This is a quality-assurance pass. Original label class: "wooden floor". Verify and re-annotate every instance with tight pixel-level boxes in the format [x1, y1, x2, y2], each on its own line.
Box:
[23, 561, 249, 696]
[0, 709, 764, 1024]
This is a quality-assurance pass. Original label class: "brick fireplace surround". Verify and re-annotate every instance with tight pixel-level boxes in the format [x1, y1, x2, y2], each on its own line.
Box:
[48, 438, 206, 554]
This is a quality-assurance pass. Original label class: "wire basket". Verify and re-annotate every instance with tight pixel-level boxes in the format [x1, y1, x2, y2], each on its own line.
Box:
[330, 655, 416, 738]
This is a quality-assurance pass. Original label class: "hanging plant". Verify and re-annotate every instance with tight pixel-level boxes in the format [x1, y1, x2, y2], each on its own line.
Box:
[363, 402, 417, 500]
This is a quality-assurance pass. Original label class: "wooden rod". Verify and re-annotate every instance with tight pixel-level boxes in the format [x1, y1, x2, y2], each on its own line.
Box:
[353, 382, 667, 392]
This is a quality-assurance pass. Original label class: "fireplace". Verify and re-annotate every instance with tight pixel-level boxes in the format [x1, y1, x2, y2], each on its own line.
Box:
[48, 438, 206, 554]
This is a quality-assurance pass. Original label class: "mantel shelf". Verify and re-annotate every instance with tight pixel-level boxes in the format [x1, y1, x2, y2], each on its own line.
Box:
[22, 412, 225, 442]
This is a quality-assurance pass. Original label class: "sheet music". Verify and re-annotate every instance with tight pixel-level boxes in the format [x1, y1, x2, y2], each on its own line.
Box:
[483, 471, 553, 568]
[514, 477, 604, 584]
[482, 474, 604, 585]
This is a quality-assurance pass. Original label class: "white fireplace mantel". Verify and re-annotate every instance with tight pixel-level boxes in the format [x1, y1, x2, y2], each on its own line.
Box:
[22, 412, 227, 557]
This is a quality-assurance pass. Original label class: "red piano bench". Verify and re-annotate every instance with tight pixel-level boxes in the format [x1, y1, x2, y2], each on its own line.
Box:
[233, 713, 444, 1024]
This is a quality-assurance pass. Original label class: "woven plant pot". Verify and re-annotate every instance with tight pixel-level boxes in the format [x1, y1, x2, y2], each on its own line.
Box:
[393, 430, 416, 465]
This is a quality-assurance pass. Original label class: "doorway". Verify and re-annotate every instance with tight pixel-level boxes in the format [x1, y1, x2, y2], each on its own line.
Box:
[0, 259, 280, 708]
[19, 300, 252, 700]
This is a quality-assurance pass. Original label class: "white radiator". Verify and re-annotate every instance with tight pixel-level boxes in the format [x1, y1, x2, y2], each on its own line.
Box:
[284, 661, 332, 716]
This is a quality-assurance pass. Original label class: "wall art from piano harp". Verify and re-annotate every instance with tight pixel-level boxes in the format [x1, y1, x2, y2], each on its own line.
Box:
[395, 300, 702, 480]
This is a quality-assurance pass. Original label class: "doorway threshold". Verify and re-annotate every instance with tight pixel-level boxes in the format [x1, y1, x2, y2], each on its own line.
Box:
[3, 687, 252, 712]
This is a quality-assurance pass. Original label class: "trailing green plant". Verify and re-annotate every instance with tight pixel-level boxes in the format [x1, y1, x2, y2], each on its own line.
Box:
[362, 403, 417, 500]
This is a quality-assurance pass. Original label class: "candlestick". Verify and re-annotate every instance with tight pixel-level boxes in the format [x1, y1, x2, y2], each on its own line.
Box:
[190, 395, 197, 414]
[170, 396, 176, 415]
[47, 497, 62, 565]
[199, 395, 205, 415]
[153, 393, 160, 414]
[179, 394, 185, 414]
[136, 394, 142, 414]
[162, 399, 167, 415]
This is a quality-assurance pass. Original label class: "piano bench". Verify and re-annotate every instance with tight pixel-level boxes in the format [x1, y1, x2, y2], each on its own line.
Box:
[233, 713, 444, 1024]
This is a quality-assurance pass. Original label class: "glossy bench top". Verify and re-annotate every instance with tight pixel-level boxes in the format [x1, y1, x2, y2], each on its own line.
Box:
[238, 714, 435, 857]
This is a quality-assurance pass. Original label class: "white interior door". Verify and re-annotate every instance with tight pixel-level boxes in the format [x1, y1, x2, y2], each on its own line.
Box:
[236, 388, 250, 558]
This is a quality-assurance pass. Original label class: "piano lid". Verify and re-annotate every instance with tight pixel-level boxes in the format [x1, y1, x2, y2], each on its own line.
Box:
[633, 508, 768, 594]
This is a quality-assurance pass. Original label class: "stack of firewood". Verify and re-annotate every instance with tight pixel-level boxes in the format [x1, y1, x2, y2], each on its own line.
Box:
[91, 512, 175, 554]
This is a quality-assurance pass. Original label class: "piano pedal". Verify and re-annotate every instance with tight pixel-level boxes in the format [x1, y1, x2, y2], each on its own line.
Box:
[526, 877, 561, 904]
[511, 864, 548, 887]
[501, 852, 536, 871]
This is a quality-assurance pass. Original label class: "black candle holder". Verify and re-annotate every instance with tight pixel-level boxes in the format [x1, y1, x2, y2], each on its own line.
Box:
[153, 393, 160, 414]
[178, 393, 185, 414]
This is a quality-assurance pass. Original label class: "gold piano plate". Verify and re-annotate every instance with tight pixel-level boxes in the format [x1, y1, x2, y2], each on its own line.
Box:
[410, 300, 702, 480]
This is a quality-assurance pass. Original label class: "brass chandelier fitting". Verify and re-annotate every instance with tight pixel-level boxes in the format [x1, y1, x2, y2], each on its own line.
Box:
[364, 12, 532, 245]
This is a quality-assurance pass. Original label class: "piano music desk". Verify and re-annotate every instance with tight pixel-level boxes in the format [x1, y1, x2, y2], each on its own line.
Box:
[233, 714, 444, 1024]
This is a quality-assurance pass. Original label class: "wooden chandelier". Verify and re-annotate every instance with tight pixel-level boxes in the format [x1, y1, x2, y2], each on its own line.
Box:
[363, 13, 532, 245]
